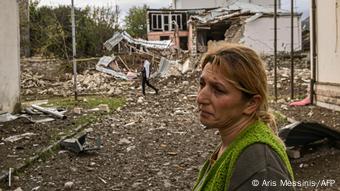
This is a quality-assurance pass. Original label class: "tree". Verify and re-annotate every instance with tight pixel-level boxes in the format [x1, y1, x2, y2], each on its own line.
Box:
[124, 4, 149, 39]
[28, 2, 121, 58]
[19, 0, 31, 57]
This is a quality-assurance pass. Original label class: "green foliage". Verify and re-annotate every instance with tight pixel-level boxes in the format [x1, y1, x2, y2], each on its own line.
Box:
[124, 4, 149, 38]
[27, 1, 120, 58]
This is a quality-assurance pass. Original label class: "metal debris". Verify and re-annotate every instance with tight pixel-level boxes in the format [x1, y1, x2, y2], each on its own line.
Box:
[60, 129, 101, 154]
[31, 104, 66, 119]
[104, 31, 172, 51]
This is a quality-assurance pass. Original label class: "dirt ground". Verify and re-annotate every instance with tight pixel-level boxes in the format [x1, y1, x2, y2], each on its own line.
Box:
[1, 56, 340, 191]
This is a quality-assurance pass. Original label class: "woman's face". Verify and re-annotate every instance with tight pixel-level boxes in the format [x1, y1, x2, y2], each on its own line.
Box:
[197, 63, 249, 129]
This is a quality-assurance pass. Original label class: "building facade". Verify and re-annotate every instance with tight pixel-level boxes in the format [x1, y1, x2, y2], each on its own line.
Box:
[0, 0, 21, 113]
[311, 0, 340, 111]
[147, 1, 302, 55]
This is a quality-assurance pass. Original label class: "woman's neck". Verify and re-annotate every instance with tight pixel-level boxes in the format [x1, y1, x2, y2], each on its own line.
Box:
[217, 117, 255, 158]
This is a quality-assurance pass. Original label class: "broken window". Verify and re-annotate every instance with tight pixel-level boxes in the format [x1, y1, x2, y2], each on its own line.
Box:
[171, 14, 182, 30]
[179, 36, 188, 50]
[164, 15, 169, 31]
[149, 12, 187, 32]
[152, 14, 162, 31]
[160, 36, 170, 40]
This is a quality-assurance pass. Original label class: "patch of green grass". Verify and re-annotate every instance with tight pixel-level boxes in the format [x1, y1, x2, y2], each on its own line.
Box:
[41, 95, 125, 139]
[73, 114, 99, 127]
[42, 96, 125, 110]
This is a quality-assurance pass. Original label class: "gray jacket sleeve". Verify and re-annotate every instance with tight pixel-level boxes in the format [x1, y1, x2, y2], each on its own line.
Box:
[228, 143, 294, 191]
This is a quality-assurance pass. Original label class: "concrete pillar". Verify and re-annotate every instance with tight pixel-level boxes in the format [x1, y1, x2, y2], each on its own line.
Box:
[0, 0, 21, 113]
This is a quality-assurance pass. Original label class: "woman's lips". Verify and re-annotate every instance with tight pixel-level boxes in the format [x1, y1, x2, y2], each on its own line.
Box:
[199, 109, 213, 116]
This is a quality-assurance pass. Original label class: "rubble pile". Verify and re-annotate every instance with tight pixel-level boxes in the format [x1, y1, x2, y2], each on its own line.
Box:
[20, 53, 311, 100]
[21, 68, 124, 97]
[264, 55, 311, 97]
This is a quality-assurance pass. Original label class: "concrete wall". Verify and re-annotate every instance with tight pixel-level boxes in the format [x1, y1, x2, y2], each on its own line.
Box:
[243, 16, 302, 55]
[148, 31, 189, 48]
[173, 0, 278, 9]
[238, 0, 281, 8]
[0, 0, 21, 113]
[313, 0, 340, 110]
[315, 0, 340, 84]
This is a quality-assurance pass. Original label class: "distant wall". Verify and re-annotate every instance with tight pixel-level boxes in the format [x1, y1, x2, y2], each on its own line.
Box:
[243, 16, 302, 55]
[0, 0, 21, 113]
[238, 0, 281, 8]
[173, 0, 280, 9]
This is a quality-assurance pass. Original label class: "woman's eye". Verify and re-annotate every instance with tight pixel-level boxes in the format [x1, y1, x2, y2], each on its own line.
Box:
[214, 87, 225, 94]
[199, 80, 205, 87]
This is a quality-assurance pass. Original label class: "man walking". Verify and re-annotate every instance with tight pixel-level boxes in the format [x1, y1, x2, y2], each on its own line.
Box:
[141, 59, 158, 95]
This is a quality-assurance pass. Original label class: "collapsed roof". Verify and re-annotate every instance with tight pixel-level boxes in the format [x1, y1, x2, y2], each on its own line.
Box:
[104, 31, 172, 51]
[189, 1, 300, 24]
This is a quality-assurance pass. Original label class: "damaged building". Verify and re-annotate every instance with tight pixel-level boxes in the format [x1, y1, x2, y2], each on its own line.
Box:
[99, 31, 186, 79]
[148, 0, 302, 55]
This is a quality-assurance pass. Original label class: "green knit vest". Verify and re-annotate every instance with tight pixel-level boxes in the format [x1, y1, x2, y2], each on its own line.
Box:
[192, 120, 294, 191]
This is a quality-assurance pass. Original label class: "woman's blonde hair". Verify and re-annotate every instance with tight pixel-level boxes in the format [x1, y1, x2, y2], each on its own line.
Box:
[201, 43, 277, 133]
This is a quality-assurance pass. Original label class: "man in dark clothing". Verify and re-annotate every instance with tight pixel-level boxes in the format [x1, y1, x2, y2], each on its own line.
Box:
[141, 59, 158, 95]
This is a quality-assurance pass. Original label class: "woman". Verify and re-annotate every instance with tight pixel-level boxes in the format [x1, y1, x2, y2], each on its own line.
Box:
[193, 43, 294, 191]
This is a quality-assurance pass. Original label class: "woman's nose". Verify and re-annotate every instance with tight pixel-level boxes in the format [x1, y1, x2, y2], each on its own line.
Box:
[196, 86, 210, 104]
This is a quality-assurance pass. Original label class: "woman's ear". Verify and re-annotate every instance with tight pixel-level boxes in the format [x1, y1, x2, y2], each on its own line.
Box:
[243, 95, 262, 115]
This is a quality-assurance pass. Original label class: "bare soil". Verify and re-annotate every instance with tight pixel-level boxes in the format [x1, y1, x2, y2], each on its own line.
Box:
[1, 56, 340, 191]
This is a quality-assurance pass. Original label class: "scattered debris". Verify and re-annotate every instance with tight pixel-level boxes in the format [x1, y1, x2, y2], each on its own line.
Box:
[73, 107, 83, 114]
[279, 121, 340, 147]
[31, 105, 66, 119]
[96, 56, 129, 80]
[64, 181, 74, 190]
[3, 133, 36, 143]
[98, 104, 110, 112]
[0, 113, 18, 123]
[60, 128, 101, 154]
[118, 138, 131, 145]
[279, 121, 340, 158]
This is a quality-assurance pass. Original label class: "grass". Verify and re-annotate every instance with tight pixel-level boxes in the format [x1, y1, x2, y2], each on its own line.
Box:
[41, 95, 125, 110]
[40, 95, 125, 135]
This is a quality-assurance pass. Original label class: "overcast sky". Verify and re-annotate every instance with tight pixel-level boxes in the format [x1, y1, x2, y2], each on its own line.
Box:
[38, 0, 309, 21]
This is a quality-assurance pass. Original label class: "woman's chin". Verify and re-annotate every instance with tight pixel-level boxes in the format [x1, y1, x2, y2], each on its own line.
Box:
[199, 120, 215, 129]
